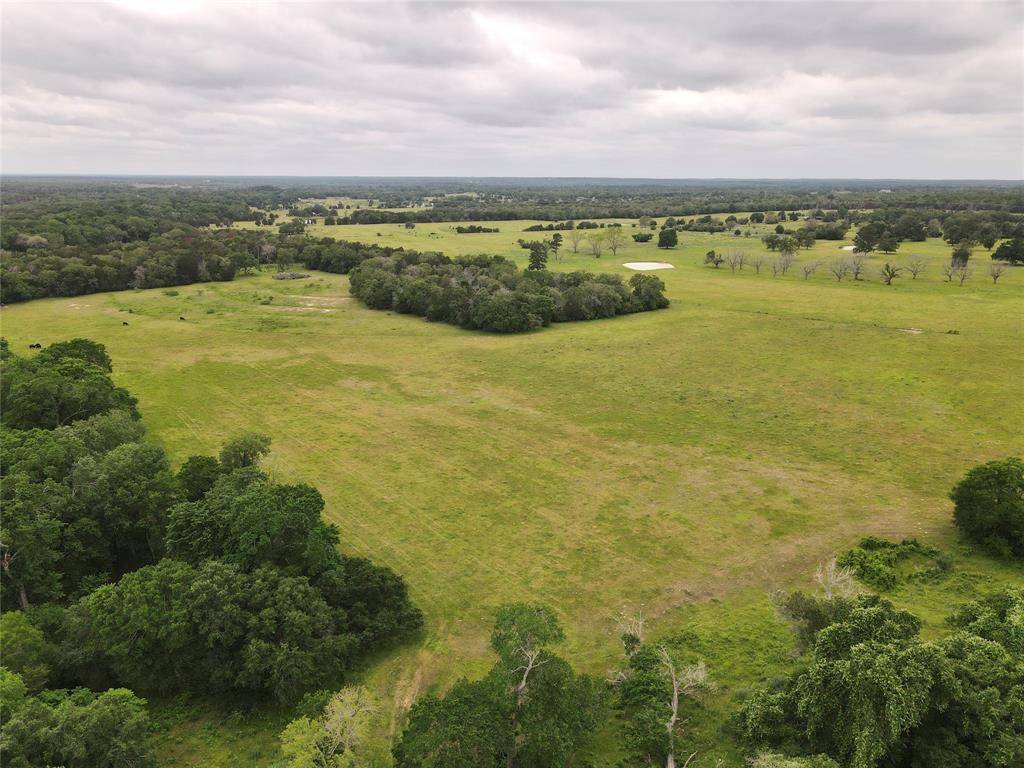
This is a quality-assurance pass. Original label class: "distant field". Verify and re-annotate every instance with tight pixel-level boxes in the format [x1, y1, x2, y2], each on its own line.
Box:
[3, 225, 1022, 766]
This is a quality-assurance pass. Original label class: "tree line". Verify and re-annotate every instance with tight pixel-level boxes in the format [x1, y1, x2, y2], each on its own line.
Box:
[0, 338, 422, 766]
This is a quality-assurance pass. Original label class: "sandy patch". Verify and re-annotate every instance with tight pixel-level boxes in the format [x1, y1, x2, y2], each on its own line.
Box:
[899, 328, 923, 335]
[840, 245, 855, 251]
[623, 261, 675, 271]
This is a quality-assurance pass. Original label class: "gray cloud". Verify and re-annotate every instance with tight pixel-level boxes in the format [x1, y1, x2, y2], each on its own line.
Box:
[2, 1, 1021, 177]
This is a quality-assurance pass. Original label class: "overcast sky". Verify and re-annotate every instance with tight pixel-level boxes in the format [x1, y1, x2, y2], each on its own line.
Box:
[2, 1, 1021, 178]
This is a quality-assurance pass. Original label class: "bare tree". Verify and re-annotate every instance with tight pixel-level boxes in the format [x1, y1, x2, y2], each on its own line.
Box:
[777, 251, 795, 276]
[616, 610, 646, 647]
[566, 228, 585, 254]
[880, 263, 902, 285]
[752, 255, 765, 274]
[814, 557, 855, 599]
[955, 265, 971, 286]
[727, 251, 747, 273]
[942, 261, 957, 282]
[605, 227, 627, 256]
[586, 230, 606, 258]
[989, 261, 1007, 284]
[906, 258, 926, 279]
[829, 258, 851, 281]
[801, 260, 821, 280]
[850, 253, 868, 280]
[659, 650, 709, 768]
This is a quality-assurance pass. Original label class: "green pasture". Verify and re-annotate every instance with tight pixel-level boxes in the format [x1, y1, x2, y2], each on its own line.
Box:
[2, 224, 1021, 766]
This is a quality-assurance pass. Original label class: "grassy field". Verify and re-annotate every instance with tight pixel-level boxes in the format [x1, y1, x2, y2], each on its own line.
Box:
[3, 224, 1022, 766]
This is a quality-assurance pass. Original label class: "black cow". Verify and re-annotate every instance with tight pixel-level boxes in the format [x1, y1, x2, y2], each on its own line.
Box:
[179, 316, 186, 321]
[122, 321, 129, 326]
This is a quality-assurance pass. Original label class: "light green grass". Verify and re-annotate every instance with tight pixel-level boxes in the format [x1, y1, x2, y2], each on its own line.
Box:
[2, 225, 1021, 766]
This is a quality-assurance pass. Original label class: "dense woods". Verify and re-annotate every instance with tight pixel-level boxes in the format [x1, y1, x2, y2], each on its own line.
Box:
[0, 339, 422, 764]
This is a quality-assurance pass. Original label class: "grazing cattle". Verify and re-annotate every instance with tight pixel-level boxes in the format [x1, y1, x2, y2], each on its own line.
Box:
[28, 343, 42, 348]
[122, 321, 129, 326]
[178, 316, 186, 321]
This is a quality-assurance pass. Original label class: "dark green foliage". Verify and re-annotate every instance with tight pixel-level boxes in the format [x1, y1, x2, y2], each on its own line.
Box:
[0, 685, 154, 768]
[36, 338, 113, 371]
[615, 632, 710, 766]
[176, 454, 222, 501]
[950, 457, 1024, 557]
[632, 232, 653, 242]
[736, 594, 1024, 768]
[0, 227, 256, 303]
[628, 273, 670, 310]
[218, 431, 271, 471]
[393, 604, 606, 768]
[776, 591, 858, 651]
[1, 341, 137, 430]
[837, 537, 947, 591]
[0, 611, 57, 692]
[947, 587, 1024, 654]
[348, 251, 666, 333]
[993, 237, 1024, 264]
[657, 228, 678, 248]
[455, 225, 499, 233]
[63, 558, 354, 704]
[1, 339, 422, 715]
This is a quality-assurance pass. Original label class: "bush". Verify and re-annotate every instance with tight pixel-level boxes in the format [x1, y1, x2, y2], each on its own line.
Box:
[950, 457, 1024, 557]
[837, 537, 945, 591]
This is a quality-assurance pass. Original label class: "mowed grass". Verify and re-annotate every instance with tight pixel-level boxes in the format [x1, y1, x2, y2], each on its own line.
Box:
[3, 225, 1022, 766]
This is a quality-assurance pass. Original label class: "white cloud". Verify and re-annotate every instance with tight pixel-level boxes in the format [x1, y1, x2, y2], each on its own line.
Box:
[1, 1, 1021, 177]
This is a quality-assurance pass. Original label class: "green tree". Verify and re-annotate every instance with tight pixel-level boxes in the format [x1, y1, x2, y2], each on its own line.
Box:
[219, 431, 271, 471]
[736, 594, 1024, 768]
[993, 237, 1024, 264]
[280, 686, 383, 768]
[0, 474, 65, 609]
[0, 612, 56, 691]
[657, 228, 678, 249]
[2, 355, 138, 430]
[176, 454, 222, 501]
[950, 457, 1024, 558]
[394, 603, 606, 768]
[37, 337, 113, 371]
[0, 686, 154, 768]
[526, 242, 549, 271]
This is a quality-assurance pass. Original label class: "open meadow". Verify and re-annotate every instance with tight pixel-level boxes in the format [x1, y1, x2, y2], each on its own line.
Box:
[3, 224, 1022, 765]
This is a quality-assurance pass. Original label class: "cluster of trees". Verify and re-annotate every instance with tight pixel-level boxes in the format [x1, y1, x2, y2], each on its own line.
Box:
[392, 604, 608, 767]
[455, 225, 500, 233]
[347, 251, 669, 333]
[737, 588, 1024, 768]
[0, 339, 422, 764]
[0, 228, 269, 303]
[387, 604, 711, 768]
